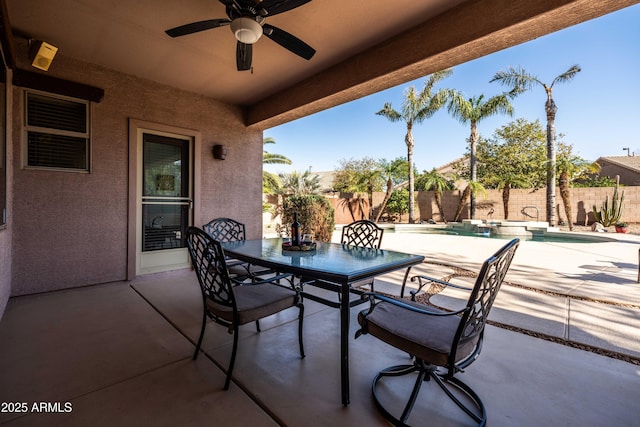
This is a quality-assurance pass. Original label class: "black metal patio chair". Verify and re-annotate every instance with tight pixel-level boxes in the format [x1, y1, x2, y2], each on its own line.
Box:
[341, 219, 384, 292]
[355, 238, 520, 426]
[202, 217, 272, 279]
[301, 219, 385, 308]
[186, 226, 305, 390]
[341, 219, 384, 249]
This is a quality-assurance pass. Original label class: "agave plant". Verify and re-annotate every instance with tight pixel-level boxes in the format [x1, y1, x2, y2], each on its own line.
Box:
[592, 186, 624, 227]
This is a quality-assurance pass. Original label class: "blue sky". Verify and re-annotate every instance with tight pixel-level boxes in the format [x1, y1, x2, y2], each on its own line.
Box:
[264, 4, 640, 175]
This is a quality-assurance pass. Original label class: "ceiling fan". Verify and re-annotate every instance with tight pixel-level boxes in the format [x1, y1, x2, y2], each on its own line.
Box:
[165, 0, 316, 71]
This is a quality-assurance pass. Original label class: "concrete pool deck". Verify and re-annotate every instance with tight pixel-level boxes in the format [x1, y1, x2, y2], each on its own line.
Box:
[364, 229, 640, 362]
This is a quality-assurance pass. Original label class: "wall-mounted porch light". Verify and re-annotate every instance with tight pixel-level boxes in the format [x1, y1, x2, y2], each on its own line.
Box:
[213, 144, 227, 160]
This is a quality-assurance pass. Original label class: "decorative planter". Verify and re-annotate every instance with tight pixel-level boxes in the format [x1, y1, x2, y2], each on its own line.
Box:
[615, 226, 628, 233]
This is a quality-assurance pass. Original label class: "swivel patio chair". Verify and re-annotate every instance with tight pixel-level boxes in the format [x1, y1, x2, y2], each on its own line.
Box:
[355, 238, 519, 426]
[202, 217, 271, 279]
[186, 226, 305, 390]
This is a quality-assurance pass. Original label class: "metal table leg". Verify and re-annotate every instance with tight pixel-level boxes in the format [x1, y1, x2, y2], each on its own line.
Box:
[340, 282, 350, 405]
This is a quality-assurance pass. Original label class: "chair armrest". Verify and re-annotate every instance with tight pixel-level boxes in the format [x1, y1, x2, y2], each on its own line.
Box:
[362, 292, 468, 317]
[411, 274, 473, 294]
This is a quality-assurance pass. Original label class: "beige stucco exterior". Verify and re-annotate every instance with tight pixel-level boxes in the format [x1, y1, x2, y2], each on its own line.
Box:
[7, 51, 263, 297]
[1, 0, 638, 320]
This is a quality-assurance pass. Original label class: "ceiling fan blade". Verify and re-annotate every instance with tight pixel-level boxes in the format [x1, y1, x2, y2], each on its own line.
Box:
[236, 42, 252, 71]
[165, 19, 230, 37]
[260, 0, 311, 16]
[263, 24, 315, 60]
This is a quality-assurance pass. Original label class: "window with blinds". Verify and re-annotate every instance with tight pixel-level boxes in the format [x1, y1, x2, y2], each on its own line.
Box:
[25, 91, 90, 171]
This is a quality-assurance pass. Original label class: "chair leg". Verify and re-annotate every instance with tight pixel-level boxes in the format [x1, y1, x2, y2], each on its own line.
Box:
[371, 361, 486, 427]
[193, 311, 207, 360]
[400, 365, 427, 424]
[431, 371, 487, 426]
[255, 319, 261, 332]
[224, 324, 239, 390]
[297, 303, 305, 358]
[371, 364, 418, 426]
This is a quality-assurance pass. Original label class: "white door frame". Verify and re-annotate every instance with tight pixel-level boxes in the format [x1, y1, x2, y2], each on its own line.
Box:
[127, 119, 201, 279]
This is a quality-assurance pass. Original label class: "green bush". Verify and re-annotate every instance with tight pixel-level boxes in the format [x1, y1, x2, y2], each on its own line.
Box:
[282, 195, 335, 242]
[386, 189, 409, 217]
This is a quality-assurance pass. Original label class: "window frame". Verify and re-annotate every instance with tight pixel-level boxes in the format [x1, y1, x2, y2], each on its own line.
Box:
[23, 89, 91, 173]
[0, 82, 5, 227]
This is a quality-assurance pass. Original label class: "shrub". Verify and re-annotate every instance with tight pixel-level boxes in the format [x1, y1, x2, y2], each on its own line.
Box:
[282, 195, 335, 242]
[386, 189, 410, 218]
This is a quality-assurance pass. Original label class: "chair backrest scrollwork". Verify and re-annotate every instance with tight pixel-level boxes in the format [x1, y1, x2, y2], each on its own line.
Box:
[186, 226, 235, 309]
[341, 220, 384, 249]
[451, 238, 519, 369]
[203, 217, 246, 243]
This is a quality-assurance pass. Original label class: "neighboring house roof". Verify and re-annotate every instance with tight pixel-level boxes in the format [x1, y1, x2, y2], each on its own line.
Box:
[435, 157, 466, 175]
[597, 156, 640, 172]
[596, 156, 640, 185]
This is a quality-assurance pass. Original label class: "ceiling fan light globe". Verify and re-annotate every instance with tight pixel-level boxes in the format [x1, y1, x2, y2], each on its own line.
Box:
[230, 17, 263, 44]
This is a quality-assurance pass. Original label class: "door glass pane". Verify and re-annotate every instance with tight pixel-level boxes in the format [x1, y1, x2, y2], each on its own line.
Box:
[142, 133, 190, 252]
[142, 204, 188, 251]
[143, 134, 188, 197]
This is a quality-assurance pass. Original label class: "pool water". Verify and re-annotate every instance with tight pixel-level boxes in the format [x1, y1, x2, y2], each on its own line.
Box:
[387, 227, 615, 243]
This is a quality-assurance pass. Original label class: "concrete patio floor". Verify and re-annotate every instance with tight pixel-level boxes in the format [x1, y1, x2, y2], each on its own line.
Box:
[1, 231, 640, 426]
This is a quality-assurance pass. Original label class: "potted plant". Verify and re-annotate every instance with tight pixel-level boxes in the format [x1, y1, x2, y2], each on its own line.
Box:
[615, 222, 629, 233]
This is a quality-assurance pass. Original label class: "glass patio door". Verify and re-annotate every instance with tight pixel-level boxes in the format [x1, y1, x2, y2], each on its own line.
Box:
[138, 131, 192, 274]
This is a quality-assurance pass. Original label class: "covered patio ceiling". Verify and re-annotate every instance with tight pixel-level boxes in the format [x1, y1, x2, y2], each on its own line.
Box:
[4, 0, 639, 129]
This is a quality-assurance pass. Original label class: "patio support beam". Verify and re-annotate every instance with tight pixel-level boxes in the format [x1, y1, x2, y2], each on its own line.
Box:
[245, 0, 639, 129]
[13, 68, 104, 102]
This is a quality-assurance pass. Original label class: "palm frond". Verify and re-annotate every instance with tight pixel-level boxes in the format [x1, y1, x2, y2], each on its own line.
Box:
[376, 103, 402, 122]
[490, 66, 542, 91]
[551, 64, 582, 87]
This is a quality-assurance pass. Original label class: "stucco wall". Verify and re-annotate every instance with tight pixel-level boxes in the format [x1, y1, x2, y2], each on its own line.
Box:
[10, 52, 262, 296]
[0, 78, 12, 320]
[372, 186, 640, 225]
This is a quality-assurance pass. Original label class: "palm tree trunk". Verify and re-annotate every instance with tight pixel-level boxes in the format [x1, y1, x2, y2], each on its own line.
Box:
[367, 184, 374, 220]
[374, 178, 394, 223]
[454, 186, 471, 222]
[559, 170, 573, 230]
[469, 121, 478, 219]
[406, 125, 416, 224]
[545, 90, 557, 226]
[435, 190, 447, 223]
[502, 185, 510, 219]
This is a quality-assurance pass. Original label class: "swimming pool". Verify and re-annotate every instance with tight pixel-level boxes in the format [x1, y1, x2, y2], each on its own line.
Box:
[375, 224, 616, 243]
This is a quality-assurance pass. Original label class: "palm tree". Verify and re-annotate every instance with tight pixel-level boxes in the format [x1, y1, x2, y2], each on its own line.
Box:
[333, 157, 383, 220]
[447, 93, 514, 218]
[376, 69, 454, 223]
[556, 150, 600, 230]
[374, 158, 408, 223]
[415, 168, 454, 223]
[485, 173, 530, 220]
[263, 137, 291, 195]
[490, 65, 581, 226]
[453, 181, 486, 222]
[278, 170, 321, 197]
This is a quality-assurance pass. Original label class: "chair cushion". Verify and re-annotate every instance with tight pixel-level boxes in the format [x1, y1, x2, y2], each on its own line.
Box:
[206, 284, 297, 325]
[358, 300, 479, 366]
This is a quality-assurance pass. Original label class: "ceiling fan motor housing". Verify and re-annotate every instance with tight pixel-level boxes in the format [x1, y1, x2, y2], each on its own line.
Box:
[230, 17, 263, 44]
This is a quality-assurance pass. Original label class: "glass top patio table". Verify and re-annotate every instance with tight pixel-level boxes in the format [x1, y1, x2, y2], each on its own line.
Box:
[221, 238, 425, 405]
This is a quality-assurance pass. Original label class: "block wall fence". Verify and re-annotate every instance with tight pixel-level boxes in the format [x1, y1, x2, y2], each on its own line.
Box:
[334, 186, 640, 225]
[265, 186, 639, 227]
